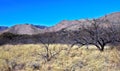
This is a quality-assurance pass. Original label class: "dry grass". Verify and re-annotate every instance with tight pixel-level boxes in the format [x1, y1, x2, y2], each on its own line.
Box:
[0, 44, 120, 71]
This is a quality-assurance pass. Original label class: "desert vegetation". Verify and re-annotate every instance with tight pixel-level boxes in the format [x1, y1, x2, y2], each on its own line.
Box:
[0, 44, 120, 71]
[69, 19, 120, 51]
[0, 19, 120, 71]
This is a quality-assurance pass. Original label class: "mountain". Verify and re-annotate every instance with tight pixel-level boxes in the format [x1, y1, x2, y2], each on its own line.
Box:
[1, 12, 120, 35]
[3, 24, 46, 35]
[46, 19, 93, 32]
[47, 12, 120, 32]
[34, 25, 48, 29]
[99, 12, 120, 24]
[0, 26, 8, 32]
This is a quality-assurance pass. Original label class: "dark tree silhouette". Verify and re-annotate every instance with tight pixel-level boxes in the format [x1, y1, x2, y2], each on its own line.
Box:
[71, 19, 120, 51]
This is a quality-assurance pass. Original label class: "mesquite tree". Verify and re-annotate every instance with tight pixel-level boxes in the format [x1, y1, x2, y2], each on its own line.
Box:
[71, 19, 120, 51]
[39, 32, 63, 62]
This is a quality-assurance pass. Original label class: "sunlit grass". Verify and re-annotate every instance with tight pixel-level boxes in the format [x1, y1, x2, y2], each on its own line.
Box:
[0, 44, 120, 71]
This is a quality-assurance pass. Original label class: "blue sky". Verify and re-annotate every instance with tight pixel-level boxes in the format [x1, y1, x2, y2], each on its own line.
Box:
[0, 0, 120, 27]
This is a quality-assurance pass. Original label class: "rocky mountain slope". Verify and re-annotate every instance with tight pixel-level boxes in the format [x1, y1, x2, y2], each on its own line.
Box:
[1, 12, 120, 35]
[47, 12, 120, 32]
[99, 12, 120, 24]
[46, 19, 92, 32]
[3, 24, 46, 35]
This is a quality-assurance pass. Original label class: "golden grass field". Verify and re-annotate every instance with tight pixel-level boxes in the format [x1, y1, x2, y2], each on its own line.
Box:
[0, 44, 120, 71]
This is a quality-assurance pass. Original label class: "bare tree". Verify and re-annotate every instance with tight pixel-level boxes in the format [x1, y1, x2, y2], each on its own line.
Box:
[71, 19, 120, 51]
[39, 32, 63, 62]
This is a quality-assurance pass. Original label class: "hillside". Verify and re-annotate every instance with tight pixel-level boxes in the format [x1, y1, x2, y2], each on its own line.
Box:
[45, 12, 120, 32]
[99, 12, 120, 24]
[3, 24, 46, 35]
[1, 12, 120, 35]
[46, 19, 92, 32]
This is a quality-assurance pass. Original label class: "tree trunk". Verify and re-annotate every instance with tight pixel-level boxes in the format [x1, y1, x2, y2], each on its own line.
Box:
[95, 44, 104, 51]
[100, 47, 104, 51]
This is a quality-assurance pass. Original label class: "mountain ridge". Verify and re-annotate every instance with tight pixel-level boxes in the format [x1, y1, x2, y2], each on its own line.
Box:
[0, 26, 8, 32]
[1, 12, 120, 35]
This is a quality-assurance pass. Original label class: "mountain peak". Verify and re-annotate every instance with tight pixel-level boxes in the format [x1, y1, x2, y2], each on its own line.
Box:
[1, 12, 120, 35]
[3, 24, 46, 35]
